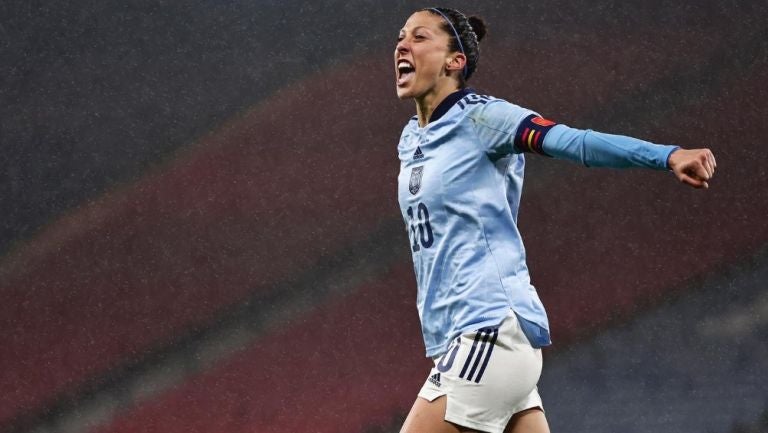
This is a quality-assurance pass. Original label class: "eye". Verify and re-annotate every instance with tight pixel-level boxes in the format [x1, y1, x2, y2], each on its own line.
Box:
[414, 34, 425, 40]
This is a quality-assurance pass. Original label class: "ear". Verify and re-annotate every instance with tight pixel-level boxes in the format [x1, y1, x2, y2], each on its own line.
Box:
[445, 53, 467, 75]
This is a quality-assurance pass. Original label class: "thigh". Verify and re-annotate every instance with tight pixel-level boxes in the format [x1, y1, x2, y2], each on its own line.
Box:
[400, 396, 478, 433]
[503, 407, 550, 433]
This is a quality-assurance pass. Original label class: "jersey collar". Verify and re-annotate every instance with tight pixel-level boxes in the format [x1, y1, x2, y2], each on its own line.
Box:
[428, 88, 474, 124]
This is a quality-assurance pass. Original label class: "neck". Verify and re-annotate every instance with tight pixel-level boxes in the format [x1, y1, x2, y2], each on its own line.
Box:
[414, 81, 461, 127]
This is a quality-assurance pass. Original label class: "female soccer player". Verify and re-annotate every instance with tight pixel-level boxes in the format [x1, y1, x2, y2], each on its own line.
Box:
[395, 7, 716, 433]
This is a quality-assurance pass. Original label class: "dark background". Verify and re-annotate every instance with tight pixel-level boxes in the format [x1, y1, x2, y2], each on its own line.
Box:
[2, 1, 767, 432]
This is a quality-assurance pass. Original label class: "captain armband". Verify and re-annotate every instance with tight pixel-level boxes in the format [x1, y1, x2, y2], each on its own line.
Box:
[513, 114, 558, 156]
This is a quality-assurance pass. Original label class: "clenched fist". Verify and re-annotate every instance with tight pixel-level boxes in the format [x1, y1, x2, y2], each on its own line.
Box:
[668, 148, 717, 189]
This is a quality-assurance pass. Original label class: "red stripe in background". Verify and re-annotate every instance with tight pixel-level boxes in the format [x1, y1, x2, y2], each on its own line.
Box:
[94, 264, 428, 433]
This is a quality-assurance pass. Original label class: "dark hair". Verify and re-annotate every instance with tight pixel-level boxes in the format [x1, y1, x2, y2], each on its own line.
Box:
[421, 7, 487, 81]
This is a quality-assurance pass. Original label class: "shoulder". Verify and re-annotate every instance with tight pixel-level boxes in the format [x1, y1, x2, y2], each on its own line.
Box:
[468, 93, 531, 115]
[464, 94, 537, 132]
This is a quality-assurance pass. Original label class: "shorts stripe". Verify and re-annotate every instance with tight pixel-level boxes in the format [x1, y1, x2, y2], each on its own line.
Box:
[465, 330, 492, 381]
[474, 328, 499, 383]
[459, 331, 483, 379]
[457, 327, 501, 383]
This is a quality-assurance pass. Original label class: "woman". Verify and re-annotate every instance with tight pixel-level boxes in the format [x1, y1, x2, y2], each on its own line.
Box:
[394, 7, 716, 433]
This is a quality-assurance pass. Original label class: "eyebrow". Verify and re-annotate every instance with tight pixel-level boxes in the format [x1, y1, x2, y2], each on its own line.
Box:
[399, 25, 431, 34]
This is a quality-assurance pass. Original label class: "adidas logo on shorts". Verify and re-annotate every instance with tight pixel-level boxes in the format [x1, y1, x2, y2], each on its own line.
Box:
[428, 372, 441, 387]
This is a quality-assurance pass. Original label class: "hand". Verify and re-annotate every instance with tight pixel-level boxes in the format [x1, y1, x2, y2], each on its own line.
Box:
[667, 148, 717, 189]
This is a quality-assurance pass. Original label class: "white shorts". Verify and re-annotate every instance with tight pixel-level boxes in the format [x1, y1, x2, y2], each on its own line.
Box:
[418, 310, 543, 433]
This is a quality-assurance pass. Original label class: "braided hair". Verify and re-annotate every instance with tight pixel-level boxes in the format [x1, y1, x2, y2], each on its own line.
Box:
[421, 7, 487, 82]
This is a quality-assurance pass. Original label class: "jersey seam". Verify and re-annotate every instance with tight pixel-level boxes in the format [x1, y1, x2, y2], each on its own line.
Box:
[472, 116, 519, 154]
[469, 116, 514, 308]
[580, 128, 589, 166]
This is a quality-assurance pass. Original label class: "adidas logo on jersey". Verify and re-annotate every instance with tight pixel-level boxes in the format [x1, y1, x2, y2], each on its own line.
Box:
[413, 146, 424, 160]
[428, 372, 441, 387]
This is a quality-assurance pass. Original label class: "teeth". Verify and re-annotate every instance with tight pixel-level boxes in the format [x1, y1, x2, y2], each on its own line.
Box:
[396, 59, 415, 85]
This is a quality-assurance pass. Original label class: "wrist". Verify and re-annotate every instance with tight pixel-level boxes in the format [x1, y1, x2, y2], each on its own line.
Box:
[666, 146, 681, 170]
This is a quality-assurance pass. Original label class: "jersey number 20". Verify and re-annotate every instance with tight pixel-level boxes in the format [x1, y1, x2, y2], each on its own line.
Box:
[406, 202, 434, 251]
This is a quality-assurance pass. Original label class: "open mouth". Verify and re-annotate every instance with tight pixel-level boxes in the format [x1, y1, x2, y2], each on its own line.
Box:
[397, 60, 415, 86]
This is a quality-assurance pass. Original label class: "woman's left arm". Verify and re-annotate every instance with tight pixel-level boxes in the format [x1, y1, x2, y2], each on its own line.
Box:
[541, 124, 716, 189]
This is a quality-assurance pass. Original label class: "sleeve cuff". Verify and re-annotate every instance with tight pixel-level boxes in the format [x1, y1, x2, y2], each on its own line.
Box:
[665, 146, 681, 170]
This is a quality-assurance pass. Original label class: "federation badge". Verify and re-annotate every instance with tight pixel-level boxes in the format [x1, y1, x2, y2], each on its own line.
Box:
[409, 166, 423, 195]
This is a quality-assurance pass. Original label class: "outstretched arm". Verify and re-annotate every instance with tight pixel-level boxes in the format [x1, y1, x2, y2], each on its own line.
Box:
[533, 121, 716, 189]
[470, 103, 717, 188]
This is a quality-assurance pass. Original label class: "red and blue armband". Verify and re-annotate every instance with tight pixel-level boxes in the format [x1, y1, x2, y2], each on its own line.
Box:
[514, 114, 558, 156]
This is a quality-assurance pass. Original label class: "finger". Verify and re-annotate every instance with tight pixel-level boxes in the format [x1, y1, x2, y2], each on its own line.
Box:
[695, 153, 713, 179]
[692, 162, 710, 181]
[704, 151, 716, 177]
[705, 159, 715, 178]
[679, 173, 707, 189]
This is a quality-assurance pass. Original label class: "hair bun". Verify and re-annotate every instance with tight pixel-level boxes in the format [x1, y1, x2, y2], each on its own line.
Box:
[467, 16, 487, 42]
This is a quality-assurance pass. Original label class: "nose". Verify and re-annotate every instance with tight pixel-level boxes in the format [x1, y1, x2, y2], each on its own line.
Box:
[396, 38, 410, 54]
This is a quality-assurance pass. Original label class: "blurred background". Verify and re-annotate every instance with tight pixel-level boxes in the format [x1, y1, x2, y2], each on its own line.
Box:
[2, 1, 767, 432]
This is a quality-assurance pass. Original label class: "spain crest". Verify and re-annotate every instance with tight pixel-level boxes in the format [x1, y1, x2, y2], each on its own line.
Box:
[409, 166, 423, 195]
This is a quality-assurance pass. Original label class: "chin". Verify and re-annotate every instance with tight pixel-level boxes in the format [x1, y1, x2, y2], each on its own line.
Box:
[396, 86, 414, 100]
[396, 81, 427, 100]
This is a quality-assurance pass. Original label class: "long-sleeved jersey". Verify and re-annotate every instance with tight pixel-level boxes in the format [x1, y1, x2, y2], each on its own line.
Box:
[397, 88, 677, 357]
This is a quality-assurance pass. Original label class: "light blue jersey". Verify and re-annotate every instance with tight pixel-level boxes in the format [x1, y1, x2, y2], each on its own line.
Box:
[397, 88, 678, 357]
